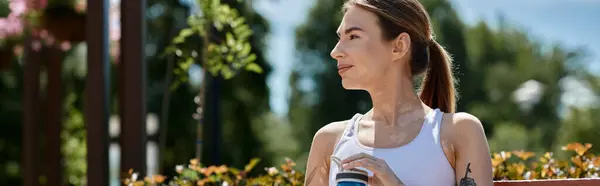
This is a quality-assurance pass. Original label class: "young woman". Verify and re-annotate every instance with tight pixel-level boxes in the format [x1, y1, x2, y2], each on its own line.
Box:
[304, 0, 493, 185]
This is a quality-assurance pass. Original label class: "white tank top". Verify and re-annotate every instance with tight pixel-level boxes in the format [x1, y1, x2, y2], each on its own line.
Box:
[328, 108, 456, 186]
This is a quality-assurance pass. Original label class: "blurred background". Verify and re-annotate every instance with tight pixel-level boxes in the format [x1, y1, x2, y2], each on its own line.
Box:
[1, 0, 599, 185]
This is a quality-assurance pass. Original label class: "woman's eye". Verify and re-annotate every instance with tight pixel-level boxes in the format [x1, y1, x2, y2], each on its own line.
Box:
[349, 35, 359, 40]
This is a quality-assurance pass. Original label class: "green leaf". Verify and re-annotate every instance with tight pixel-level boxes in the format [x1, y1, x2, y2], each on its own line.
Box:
[182, 168, 199, 180]
[232, 62, 243, 70]
[237, 43, 251, 58]
[229, 168, 240, 175]
[180, 28, 194, 36]
[220, 45, 229, 53]
[173, 28, 195, 44]
[245, 63, 263, 74]
[244, 54, 257, 64]
[231, 17, 245, 28]
[174, 69, 182, 75]
[209, 63, 222, 76]
[179, 76, 189, 83]
[244, 158, 261, 172]
[162, 46, 177, 57]
[187, 15, 205, 28]
[234, 24, 252, 36]
[179, 58, 194, 71]
[169, 81, 181, 91]
[214, 21, 224, 31]
[226, 32, 235, 47]
[226, 54, 234, 62]
[221, 66, 235, 79]
[234, 42, 243, 52]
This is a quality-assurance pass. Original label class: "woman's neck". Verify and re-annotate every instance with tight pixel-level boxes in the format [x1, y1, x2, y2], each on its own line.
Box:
[365, 77, 429, 127]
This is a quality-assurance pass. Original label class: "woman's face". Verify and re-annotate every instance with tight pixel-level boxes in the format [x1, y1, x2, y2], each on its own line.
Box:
[330, 6, 401, 90]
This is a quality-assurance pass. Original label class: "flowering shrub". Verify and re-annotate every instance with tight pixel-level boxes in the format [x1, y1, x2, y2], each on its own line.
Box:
[0, 0, 28, 42]
[123, 158, 304, 186]
[123, 142, 600, 185]
[0, 0, 112, 61]
[492, 142, 600, 180]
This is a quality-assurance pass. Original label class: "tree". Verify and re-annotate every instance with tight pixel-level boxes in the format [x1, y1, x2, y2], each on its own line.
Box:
[162, 0, 275, 170]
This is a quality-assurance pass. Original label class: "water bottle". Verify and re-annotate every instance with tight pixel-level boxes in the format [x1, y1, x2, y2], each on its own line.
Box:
[331, 156, 369, 186]
[335, 168, 368, 186]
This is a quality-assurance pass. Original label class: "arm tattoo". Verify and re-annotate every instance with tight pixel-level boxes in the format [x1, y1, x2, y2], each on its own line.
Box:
[458, 163, 476, 186]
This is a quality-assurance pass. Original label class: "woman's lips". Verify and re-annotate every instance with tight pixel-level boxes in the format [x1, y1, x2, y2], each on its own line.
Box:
[337, 64, 353, 74]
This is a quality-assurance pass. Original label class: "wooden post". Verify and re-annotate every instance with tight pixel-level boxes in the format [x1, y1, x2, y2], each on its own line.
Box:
[119, 0, 147, 176]
[43, 46, 65, 186]
[85, 0, 110, 185]
[22, 37, 42, 186]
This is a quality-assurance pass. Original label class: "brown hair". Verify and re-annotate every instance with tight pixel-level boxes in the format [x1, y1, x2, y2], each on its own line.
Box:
[342, 0, 457, 113]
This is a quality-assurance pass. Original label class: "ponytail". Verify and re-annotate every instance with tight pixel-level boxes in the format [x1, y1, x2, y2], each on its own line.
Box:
[419, 41, 456, 113]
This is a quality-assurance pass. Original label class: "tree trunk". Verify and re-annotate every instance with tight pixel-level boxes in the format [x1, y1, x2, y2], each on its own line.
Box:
[196, 21, 212, 162]
[195, 76, 208, 161]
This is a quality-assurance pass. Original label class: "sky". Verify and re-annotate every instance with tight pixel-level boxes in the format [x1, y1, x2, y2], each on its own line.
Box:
[254, 0, 600, 116]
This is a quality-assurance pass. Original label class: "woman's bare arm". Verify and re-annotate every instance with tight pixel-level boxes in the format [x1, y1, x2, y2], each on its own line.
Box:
[452, 113, 494, 186]
[304, 121, 347, 186]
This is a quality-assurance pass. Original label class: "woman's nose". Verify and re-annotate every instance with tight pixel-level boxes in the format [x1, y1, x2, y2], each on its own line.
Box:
[330, 43, 345, 60]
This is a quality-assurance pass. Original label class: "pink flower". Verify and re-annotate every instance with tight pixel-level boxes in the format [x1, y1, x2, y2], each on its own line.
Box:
[0, 16, 24, 39]
[0, 0, 29, 39]
[59, 41, 71, 51]
[30, 40, 42, 51]
[9, 0, 27, 16]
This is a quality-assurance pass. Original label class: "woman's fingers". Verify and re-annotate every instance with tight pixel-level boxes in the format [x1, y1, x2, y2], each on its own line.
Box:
[342, 152, 376, 164]
[343, 157, 381, 174]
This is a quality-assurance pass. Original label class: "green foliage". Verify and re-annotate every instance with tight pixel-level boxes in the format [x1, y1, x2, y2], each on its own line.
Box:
[164, 0, 262, 90]
[555, 107, 600, 156]
[0, 0, 10, 17]
[123, 143, 600, 185]
[61, 93, 87, 186]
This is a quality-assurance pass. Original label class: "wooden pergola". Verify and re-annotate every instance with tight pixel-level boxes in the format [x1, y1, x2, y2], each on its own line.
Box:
[21, 0, 147, 185]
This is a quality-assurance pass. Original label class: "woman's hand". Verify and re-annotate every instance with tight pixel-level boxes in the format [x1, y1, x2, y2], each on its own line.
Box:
[342, 152, 404, 186]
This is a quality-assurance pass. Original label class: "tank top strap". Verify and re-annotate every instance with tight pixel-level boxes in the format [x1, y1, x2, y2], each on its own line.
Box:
[332, 113, 364, 156]
[344, 113, 364, 138]
[429, 108, 443, 143]
[433, 108, 443, 128]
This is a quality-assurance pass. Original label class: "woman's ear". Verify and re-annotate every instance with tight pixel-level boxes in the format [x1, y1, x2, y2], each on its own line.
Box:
[392, 32, 411, 62]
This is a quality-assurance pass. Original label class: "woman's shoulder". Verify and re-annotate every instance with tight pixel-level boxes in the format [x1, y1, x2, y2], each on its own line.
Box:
[441, 112, 484, 135]
[312, 120, 350, 145]
[439, 112, 486, 167]
[440, 112, 486, 146]
[310, 120, 353, 154]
